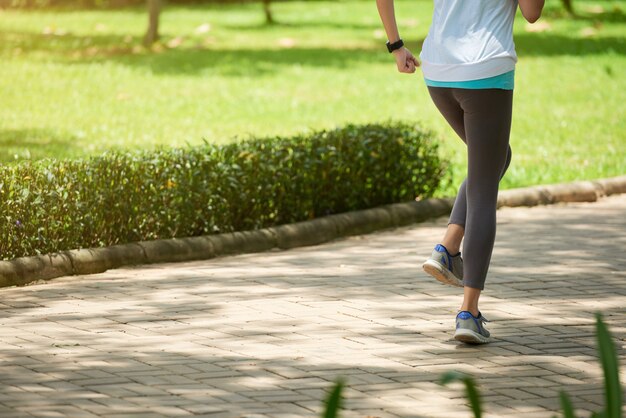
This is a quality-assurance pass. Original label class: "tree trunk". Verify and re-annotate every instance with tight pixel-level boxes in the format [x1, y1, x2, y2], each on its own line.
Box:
[263, 0, 274, 25]
[562, 0, 574, 15]
[144, 0, 162, 47]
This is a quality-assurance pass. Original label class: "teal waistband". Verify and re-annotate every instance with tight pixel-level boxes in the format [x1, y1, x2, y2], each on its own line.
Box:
[424, 70, 515, 90]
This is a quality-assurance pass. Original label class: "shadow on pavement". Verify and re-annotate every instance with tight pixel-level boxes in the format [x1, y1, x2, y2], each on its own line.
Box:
[0, 196, 624, 416]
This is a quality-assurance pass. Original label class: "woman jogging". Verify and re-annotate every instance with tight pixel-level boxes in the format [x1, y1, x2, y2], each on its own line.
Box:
[376, 0, 544, 344]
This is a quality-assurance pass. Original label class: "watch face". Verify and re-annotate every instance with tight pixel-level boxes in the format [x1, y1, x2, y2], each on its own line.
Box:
[387, 39, 402, 52]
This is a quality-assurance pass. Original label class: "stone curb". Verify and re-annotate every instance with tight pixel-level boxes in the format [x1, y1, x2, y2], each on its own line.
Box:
[1, 175, 625, 288]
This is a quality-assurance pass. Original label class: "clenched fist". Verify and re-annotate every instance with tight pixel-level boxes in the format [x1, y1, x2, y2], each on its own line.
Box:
[393, 47, 420, 73]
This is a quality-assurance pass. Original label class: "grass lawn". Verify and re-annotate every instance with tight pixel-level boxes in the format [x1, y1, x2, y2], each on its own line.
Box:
[0, 0, 624, 196]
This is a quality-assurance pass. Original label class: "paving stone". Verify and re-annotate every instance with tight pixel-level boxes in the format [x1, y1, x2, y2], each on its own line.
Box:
[1, 194, 625, 417]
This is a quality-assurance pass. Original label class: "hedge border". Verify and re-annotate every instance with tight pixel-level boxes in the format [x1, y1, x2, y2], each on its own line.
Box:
[1, 175, 625, 288]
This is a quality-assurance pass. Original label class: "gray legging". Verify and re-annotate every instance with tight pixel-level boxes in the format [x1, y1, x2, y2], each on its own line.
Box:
[427, 87, 513, 290]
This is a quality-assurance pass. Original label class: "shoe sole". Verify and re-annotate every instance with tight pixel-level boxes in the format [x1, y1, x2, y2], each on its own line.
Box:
[422, 259, 463, 287]
[454, 328, 491, 344]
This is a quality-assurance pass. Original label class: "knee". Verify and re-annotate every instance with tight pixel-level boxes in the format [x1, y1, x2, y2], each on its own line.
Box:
[501, 146, 513, 177]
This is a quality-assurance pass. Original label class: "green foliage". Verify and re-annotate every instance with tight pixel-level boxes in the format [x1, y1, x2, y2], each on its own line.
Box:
[322, 378, 344, 418]
[595, 313, 622, 418]
[0, 121, 447, 260]
[560, 391, 577, 418]
[440, 371, 483, 418]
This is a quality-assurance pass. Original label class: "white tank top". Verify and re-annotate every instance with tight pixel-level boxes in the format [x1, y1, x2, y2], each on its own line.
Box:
[420, 0, 519, 82]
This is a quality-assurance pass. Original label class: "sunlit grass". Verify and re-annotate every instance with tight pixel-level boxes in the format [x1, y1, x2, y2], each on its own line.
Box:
[0, 0, 624, 194]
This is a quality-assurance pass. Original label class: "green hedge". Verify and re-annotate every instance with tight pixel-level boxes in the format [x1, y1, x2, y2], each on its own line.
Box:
[0, 121, 448, 260]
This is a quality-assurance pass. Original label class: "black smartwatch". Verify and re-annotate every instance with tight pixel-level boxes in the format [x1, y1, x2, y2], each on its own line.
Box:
[386, 38, 404, 53]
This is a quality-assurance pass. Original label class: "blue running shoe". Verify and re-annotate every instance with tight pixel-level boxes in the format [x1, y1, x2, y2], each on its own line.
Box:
[422, 244, 463, 287]
[454, 311, 491, 344]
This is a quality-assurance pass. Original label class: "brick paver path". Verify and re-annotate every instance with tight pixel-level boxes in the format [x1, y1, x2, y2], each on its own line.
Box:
[1, 195, 625, 418]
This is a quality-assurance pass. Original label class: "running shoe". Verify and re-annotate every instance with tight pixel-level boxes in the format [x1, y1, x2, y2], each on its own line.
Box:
[454, 311, 491, 344]
[422, 244, 463, 287]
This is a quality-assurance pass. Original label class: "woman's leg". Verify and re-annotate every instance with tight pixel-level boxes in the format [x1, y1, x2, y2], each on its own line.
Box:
[426, 86, 468, 255]
[454, 88, 514, 291]
[443, 147, 512, 259]
[448, 148, 512, 230]
[427, 87, 513, 262]
[460, 286, 481, 317]
[425, 86, 513, 344]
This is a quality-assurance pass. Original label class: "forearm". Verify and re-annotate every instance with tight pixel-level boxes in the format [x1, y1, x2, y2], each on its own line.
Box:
[518, 0, 545, 23]
[376, 0, 401, 42]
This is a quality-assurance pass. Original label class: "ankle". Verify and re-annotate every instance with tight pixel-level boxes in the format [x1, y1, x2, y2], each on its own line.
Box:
[459, 307, 479, 317]
[441, 224, 464, 256]
[440, 242, 460, 256]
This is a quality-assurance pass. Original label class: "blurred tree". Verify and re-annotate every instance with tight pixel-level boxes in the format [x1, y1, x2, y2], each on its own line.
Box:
[262, 0, 274, 24]
[143, 0, 161, 46]
[562, 0, 574, 15]
[140, 0, 273, 45]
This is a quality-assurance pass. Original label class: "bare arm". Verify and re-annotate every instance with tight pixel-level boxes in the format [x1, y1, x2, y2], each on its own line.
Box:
[375, 0, 419, 73]
[375, 0, 401, 43]
[518, 0, 545, 23]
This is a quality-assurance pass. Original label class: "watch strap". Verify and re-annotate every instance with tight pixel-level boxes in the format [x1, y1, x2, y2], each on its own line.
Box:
[386, 38, 404, 53]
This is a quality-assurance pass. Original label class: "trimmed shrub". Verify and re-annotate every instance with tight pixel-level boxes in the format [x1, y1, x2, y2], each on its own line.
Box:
[0, 121, 448, 260]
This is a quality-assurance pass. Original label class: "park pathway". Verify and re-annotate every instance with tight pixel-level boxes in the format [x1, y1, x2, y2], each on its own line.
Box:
[1, 194, 625, 418]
